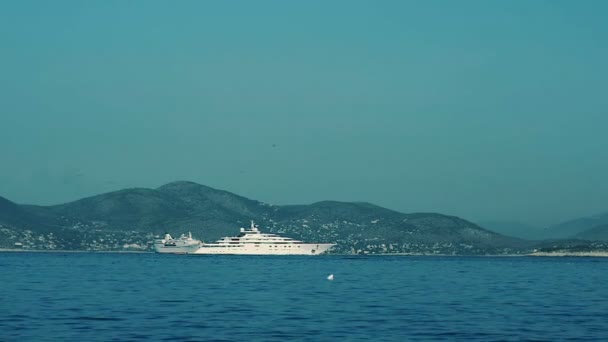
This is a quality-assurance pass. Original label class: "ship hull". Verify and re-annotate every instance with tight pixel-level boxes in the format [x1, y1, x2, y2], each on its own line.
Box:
[193, 243, 335, 255]
[154, 245, 201, 254]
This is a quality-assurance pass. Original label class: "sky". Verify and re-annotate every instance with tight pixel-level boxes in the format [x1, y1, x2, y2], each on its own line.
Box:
[1, 0, 607, 227]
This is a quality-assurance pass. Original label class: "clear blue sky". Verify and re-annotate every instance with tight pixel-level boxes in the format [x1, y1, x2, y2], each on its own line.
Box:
[1, 0, 607, 226]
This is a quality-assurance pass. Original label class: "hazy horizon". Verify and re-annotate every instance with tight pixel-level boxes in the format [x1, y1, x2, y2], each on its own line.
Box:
[1, 1, 607, 227]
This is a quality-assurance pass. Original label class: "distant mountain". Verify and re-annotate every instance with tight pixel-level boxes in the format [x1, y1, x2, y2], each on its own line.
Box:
[531, 238, 608, 255]
[476, 220, 547, 240]
[0, 181, 529, 254]
[0, 196, 56, 233]
[547, 213, 608, 239]
[575, 224, 608, 241]
[0, 196, 28, 227]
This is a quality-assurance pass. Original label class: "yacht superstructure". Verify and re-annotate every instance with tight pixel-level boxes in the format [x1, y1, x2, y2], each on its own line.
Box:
[193, 221, 335, 255]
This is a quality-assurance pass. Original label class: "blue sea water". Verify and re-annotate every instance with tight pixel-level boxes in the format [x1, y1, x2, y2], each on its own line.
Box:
[1, 253, 608, 341]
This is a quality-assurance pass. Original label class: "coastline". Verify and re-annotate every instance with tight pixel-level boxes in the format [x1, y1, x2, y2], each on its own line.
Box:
[2, 248, 608, 257]
[529, 251, 608, 257]
[0, 248, 152, 254]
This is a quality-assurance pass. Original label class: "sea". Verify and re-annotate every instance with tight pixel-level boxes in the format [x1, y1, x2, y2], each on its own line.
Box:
[1, 253, 607, 341]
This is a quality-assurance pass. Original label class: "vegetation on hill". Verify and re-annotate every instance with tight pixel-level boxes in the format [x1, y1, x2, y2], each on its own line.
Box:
[0, 182, 569, 255]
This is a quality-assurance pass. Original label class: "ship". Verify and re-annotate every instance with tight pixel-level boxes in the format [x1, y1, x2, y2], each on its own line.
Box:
[193, 221, 335, 255]
[154, 232, 202, 254]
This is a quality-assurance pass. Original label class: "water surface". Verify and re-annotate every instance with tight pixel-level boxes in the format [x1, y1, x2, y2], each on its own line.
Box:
[1, 253, 607, 341]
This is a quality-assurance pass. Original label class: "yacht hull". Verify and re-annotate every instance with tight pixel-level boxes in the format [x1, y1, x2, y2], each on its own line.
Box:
[193, 243, 335, 255]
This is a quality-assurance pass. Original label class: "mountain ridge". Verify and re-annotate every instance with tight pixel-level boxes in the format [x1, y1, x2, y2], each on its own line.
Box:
[546, 212, 608, 239]
[575, 224, 608, 241]
[2, 181, 529, 254]
[475, 220, 547, 240]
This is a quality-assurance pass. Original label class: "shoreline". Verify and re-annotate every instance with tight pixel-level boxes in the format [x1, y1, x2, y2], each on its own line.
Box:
[2, 248, 608, 257]
[0, 248, 152, 254]
[529, 251, 608, 257]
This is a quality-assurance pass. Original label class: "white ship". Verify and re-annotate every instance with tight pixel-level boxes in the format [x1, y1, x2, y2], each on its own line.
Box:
[193, 221, 335, 255]
[154, 232, 202, 254]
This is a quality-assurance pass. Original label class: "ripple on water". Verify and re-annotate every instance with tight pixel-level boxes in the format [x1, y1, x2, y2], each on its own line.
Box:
[73, 316, 125, 321]
[2, 254, 608, 341]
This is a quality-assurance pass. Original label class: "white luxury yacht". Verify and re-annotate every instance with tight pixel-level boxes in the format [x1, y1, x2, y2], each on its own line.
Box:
[154, 232, 202, 254]
[193, 221, 335, 255]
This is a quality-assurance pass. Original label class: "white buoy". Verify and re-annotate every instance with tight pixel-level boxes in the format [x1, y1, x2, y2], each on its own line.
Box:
[327, 274, 334, 281]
